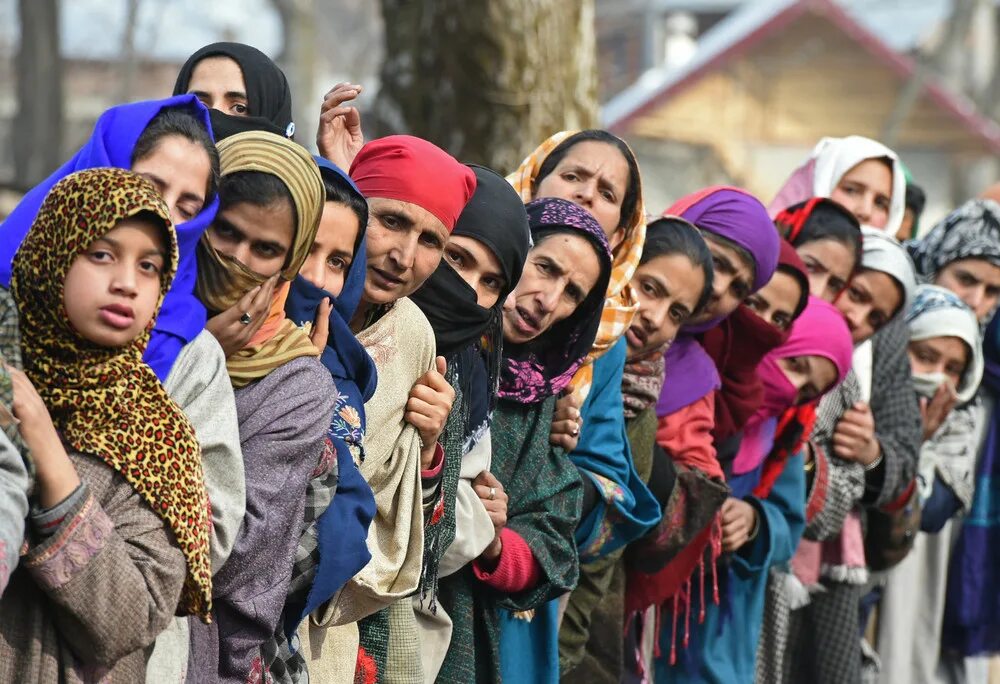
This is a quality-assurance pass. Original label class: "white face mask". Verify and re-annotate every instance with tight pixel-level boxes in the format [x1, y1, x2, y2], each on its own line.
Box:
[911, 371, 951, 400]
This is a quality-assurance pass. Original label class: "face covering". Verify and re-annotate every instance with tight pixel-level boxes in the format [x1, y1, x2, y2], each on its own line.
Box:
[757, 355, 800, 414]
[912, 371, 952, 400]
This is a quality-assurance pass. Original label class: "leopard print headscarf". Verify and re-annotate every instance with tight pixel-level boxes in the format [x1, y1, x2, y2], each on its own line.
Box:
[10, 168, 212, 619]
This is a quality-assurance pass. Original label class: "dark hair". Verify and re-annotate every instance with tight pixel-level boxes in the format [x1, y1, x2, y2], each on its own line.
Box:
[905, 182, 926, 216]
[781, 199, 863, 273]
[533, 130, 641, 232]
[700, 230, 757, 288]
[321, 172, 368, 254]
[131, 108, 221, 202]
[218, 170, 298, 230]
[642, 217, 714, 315]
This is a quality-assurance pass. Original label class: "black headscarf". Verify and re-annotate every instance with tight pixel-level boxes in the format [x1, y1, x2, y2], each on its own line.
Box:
[173, 42, 294, 141]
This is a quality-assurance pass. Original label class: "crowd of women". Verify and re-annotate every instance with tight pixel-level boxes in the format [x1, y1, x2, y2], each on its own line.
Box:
[0, 40, 999, 684]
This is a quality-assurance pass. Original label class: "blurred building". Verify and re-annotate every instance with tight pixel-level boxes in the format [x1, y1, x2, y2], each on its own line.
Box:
[599, 0, 1000, 225]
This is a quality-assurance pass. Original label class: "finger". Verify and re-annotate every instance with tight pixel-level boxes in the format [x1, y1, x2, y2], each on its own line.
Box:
[319, 105, 358, 125]
[311, 298, 332, 349]
[834, 421, 871, 441]
[475, 471, 501, 488]
[435, 356, 447, 377]
[232, 284, 263, 317]
[405, 394, 448, 419]
[473, 470, 492, 486]
[409, 378, 453, 403]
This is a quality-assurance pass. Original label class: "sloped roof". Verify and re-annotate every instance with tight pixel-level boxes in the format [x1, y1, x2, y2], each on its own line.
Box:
[602, 0, 1000, 152]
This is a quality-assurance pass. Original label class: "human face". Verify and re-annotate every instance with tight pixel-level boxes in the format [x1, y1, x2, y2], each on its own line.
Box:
[502, 232, 601, 344]
[935, 258, 1000, 322]
[626, 253, 705, 357]
[206, 200, 295, 278]
[362, 197, 450, 305]
[777, 355, 839, 405]
[132, 135, 211, 226]
[796, 238, 855, 303]
[63, 218, 167, 348]
[299, 202, 360, 297]
[836, 270, 902, 344]
[689, 235, 753, 324]
[745, 270, 803, 332]
[908, 336, 969, 390]
[830, 159, 893, 229]
[533, 141, 630, 248]
[185, 56, 249, 117]
[443, 234, 506, 309]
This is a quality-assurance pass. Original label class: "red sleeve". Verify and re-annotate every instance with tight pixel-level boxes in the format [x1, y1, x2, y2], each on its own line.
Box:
[472, 528, 542, 593]
[656, 393, 723, 480]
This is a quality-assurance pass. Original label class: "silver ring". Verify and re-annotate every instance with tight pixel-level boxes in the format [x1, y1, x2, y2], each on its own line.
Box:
[489, 487, 496, 501]
[239, 312, 253, 326]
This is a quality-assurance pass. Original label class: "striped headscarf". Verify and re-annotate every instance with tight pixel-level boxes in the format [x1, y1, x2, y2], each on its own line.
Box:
[508, 130, 646, 402]
[196, 130, 325, 387]
[11, 168, 211, 618]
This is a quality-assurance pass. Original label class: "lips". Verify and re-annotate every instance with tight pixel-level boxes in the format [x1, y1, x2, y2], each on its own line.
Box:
[626, 325, 647, 348]
[369, 265, 405, 289]
[98, 303, 135, 330]
[511, 305, 540, 336]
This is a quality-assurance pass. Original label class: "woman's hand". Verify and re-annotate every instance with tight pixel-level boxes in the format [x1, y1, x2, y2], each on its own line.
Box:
[474, 470, 508, 563]
[549, 392, 583, 452]
[205, 276, 278, 358]
[833, 402, 881, 467]
[721, 497, 758, 552]
[308, 297, 333, 351]
[405, 356, 455, 469]
[8, 367, 79, 508]
[919, 382, 958, 442]
[316, 83, 365, 171]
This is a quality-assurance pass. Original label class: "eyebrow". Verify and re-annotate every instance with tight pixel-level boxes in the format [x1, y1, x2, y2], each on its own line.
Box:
[94, 235, 166, 258]
[376, 209, 416, 231]
[714, 252, 736, 275]
[216, 216, 287, 254]
[190, 89, 248, 101]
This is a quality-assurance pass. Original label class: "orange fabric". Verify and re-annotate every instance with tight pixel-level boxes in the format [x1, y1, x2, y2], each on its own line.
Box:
[248, 280, 291, 347]
[656, 393, 723, 481]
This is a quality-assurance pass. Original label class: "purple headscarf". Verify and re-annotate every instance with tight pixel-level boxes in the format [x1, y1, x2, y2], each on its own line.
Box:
[656, 186, 780, 416]
[498, 197, 612, 404]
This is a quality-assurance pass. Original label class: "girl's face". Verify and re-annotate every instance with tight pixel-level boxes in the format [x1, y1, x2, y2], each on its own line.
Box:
[909, 336, 969, 389]
[132, 134, 211, 226]
[299, 201, 361, 297]
[533, 141, 630, 248]
[935, 258, 1000, 322]
[626, 252, 705, 358]
[830, 159, 893, 229]
[777, 354, 838, 405]
[688, 236, 754, 325]
[443, 234, 506, 309]
[207, 200, 295, 278]
[502, 232, 601, 344]
[63, 218, 167, 348]
[796, 238, 856, 302]
[745, 270, 803, 332]
[186, 56, 249, 117]
[836, 269, 902, 344]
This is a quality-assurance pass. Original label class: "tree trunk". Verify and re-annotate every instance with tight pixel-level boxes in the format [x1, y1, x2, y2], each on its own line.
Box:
[372, 0, 599, 172]
[272, 0, 317, 146]
[14, 0, 63, 190]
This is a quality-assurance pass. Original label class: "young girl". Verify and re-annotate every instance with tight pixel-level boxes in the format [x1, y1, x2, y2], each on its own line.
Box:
[0, 168, 211, 682]
[769, 135, 906, 235]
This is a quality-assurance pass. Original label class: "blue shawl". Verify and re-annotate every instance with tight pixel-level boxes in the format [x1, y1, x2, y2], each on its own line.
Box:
[943, 312, 1000, 655]
[283, 157, 377, 628]
[0, 94, 219, 380]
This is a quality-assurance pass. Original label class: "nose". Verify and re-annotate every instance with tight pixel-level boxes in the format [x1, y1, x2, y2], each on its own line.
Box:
[854, 194, 873, 224]
[966, 285, 985, 313]
[110, 263, 139, 297]
[646, 301, 668, 334]
[389, 234, 418, 271]
[300, 254, 325, 290]
[536, 285, 560, 315]
[712, 273, 733, 302]
[574, 180, 596, 206]
[845, 303, 868, 332]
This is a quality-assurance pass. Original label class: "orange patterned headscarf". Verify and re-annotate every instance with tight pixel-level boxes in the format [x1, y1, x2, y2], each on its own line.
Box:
[10, 168, 212, 619]
[508, 131, 646, 402]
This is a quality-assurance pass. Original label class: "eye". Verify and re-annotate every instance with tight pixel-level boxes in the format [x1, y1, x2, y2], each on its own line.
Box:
[848, 285, 864, 303]
[380, 214, 400, 230]
[600, 189, 616, 202]
[732, 281, 750, 300]
[641, 279, 657, 296]
[88, 249, 113, 263]
[327, 256, 348, 272]
[958, 272, 977, 287]
[828, 278, 846, 294]
[232, 103, 248, 115]
[444, 248, 464, 268]
[669, 306, 686, 323]
[254, 244, 280, 258]
[745, 295, 764, 312]
[562, 172, 579, 182]
[804, 260, 819, 274]
[773, 313, 790, 331]
[212, 224, 236, 240]
[870, 312, 886, 329]
[987, 286, 1000, 298]
[482, 276, 502, 292]
[139, 259, 162, 275]
[839, 183, 859, 196]
[875, 197, 891, 212]
[536, 260, 552, 274]
[419, 233, 443, 249]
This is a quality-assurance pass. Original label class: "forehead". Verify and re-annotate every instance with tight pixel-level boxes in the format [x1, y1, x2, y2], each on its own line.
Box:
[915, 335, 969, 361]
[553, 141, 628, 178]
[638, 252, 704, 300]
[368, 197, 448, 237]
[449, 234, 502, 270]
[219, 200, 294, 246]
[857, 269, 901, 310]
[188, 56, 246, 90]
[760, 270, 803, 307]
[945, 257, 1000, 283]
[706, 236, 753, 278]
[841, 158, 893, 190]
[797, 238, 854, 269]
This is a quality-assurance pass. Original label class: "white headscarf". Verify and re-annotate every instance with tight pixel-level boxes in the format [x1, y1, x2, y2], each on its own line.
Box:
[859, 226, 918, 318]
[769, 135, 906, 236]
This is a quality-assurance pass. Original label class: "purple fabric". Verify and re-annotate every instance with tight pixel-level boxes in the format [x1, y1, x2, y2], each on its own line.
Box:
[498, 197, 612, 404]
[656, 337, 720, 416]
[943, 312, 1000, 655]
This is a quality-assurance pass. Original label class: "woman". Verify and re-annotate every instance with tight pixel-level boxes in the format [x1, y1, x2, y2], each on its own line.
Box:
[174, 42, 295, 140]
[435, 197, 612, 684]
[563, 216, 714, 681]
[878, 285, 984, 684]
[187, 131, 336, 683]
[673, 297, 853, 684]
[407, 164, 531, 681]
[907, 198, 1000, 323]
[266, 158, 378, 682]
[0, 168, 210, 681]
[768, 135, 906, 235]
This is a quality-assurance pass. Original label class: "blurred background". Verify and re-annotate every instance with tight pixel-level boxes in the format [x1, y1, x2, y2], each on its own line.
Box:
[1, 0, 998, 228]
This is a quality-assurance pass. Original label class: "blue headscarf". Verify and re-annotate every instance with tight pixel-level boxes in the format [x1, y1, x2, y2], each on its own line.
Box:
[284, 157, 377, 627]
[0, 94, 219, 381]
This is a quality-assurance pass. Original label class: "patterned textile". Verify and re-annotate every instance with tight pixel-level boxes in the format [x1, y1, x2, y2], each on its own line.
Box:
[907, 199, 1000, 281]
[507, 130, 646, 403]
[10, 168, 210, 617]
[784, 582, 864, 684]
[198, 131, 325, 387]
[621, 351, 665, 419]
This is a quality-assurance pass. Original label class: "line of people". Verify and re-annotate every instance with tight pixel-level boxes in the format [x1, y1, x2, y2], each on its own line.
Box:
[0, 42, 998, 684]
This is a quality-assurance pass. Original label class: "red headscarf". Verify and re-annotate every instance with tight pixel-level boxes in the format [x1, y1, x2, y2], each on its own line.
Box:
[349, 135, 476, 231]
